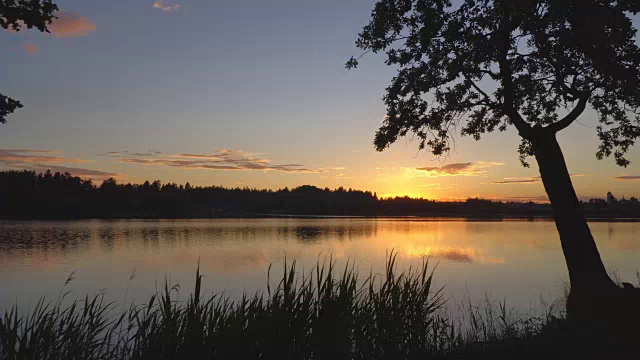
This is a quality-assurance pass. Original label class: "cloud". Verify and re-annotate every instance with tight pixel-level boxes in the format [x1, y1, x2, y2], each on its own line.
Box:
[0, 149, 87, 164]
[104, 149, 323, 173]
[415, 162, 503, 177]
[3, 10, 94, 38]
[417, 183, 442, 189]
[48, 11, 96, 38]
[153, 1, 181, 12]
[417, 162, 473, 174]
[98, 150, 161, 158]
[0, 149, 54, 153]
[491, 173, 594, 184]
[24, 42, 38, 54]
[492, 177, 540, 184]
[614, 176, 640, 180]
[0, 149, 118, 180]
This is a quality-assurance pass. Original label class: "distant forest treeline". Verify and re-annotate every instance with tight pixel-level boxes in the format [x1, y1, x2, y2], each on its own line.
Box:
[1, 170, 639, 219]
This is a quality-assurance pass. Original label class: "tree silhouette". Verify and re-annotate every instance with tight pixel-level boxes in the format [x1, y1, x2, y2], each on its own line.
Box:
[4, 169, 638, 219]
[0, 0, 58, 124]
[349, 0, 640, 332]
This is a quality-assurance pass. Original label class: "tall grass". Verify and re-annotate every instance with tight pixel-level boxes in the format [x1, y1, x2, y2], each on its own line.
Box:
[0, 252, 564, 360]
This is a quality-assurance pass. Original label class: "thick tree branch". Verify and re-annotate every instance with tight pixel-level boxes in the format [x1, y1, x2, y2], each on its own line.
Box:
[465, 75, 491, 100]
[547, 93, 589, 133]
[497, 1, 534, 141]
[504, 103, 534, 140]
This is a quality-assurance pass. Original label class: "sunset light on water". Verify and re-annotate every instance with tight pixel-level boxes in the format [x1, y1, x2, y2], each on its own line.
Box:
[2, 0, 640, 356]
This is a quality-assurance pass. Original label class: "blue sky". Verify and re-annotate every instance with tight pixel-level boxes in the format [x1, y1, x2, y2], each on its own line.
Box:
[1, 0, 639, 201]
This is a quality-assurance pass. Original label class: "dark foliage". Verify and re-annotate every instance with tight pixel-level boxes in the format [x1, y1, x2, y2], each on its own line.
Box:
[0, 0, 59, 124]
[0, 0, 58, 32]
[1, 254, 634, 359]
[348, 0, 640, 294]
[0, 254, 457, 360]
[0, 170, 379, 218]
[2, 170, 639, 219]
[348, 0, 640, 166]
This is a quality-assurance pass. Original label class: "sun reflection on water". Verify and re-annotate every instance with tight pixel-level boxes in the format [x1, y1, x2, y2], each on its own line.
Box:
[403, 244, 504, 264]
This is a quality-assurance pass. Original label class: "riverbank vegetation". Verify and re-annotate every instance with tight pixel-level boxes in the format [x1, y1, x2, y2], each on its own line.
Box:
[2, 253, 632, 360]
[3, 170, 639, 220]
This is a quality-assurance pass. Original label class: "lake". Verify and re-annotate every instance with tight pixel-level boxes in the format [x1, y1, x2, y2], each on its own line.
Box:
[1, 218, 639, 312]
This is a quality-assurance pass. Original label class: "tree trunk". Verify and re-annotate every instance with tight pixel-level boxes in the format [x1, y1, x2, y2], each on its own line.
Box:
[531, 127, 640, 346]
[531, 127, 615, 290]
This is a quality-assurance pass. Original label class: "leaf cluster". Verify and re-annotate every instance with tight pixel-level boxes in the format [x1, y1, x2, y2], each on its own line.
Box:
[349, 0, 640, 166]
[1, 0, 58, 124]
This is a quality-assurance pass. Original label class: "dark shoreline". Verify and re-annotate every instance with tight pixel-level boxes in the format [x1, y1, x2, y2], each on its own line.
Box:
[5, 170, 640, 222]
[2, 213, 640, 222]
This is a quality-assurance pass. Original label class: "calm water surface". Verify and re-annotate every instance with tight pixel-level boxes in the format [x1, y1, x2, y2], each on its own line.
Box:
[1, 219, 639, 311]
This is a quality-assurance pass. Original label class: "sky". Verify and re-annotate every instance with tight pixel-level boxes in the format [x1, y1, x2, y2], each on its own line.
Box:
[1, 0, 640, 202]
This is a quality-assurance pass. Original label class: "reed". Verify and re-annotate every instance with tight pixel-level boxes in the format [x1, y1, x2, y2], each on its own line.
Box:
[0, 252, 562, 360]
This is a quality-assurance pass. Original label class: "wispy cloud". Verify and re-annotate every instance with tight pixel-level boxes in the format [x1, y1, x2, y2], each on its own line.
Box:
[0, 149, 118, 180]
[24, 42, 38, 54]
[614, 175, 640, 180]
[492, 177, 540, 184]
[417, 183, 442, 189]
[0, 149, 87, 164]
[153, 1, 181, 12]
[4, 10, 95, 38]
[98, 150, 162, 158]
[415, 162, 503, 177]
[492, 173, 594, 184]
[48, 11, 96, 38]
[103, 149, 323, 173]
